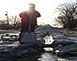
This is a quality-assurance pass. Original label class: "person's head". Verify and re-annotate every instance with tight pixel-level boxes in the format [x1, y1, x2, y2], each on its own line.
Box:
[28, 3, 35, 11]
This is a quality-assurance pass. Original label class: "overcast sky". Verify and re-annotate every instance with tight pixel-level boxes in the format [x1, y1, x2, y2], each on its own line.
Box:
[0, 0, 76, 25]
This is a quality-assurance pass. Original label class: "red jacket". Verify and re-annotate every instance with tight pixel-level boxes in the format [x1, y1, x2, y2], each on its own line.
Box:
[19, 11, 41, 32]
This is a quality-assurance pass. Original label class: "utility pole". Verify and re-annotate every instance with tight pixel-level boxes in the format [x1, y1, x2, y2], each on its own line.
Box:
[5, 11, 9, 30]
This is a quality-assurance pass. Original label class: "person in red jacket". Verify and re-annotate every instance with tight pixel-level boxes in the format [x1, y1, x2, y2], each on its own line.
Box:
[19, 3, 41, 32]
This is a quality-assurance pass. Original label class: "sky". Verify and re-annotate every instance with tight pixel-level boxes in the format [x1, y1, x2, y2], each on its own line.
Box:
[0, 0, 76, 25]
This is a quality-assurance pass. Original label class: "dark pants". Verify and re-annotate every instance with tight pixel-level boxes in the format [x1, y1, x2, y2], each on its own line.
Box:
[19, 30, 35, 44]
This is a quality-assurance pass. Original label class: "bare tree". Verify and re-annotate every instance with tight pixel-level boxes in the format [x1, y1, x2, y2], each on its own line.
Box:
[55, 3, 77, 28]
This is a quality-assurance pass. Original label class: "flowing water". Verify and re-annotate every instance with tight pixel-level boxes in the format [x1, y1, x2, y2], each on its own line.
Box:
[0, 35, 69, 61]
[0, 28, 77, 61]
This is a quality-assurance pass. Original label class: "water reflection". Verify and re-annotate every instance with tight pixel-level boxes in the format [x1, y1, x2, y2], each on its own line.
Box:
[0, 52, 70, 61]
[39, 52, 71, 61]
[38, 52, 57, 61]
[0, 33, 76, 61]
